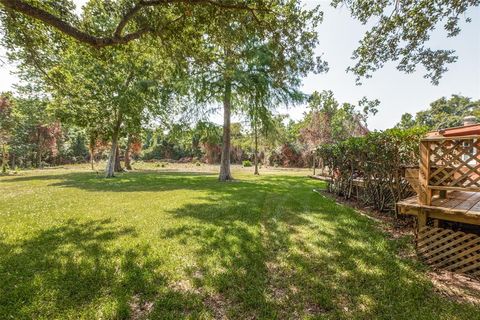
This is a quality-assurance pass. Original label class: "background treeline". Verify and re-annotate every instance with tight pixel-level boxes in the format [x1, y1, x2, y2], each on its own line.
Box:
[318, 95, 480, 211]
[1, 92, 478, 174]
[0, 89, 374, 171]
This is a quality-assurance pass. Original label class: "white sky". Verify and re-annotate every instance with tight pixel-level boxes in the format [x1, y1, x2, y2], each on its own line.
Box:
[0, 0, 479, 130]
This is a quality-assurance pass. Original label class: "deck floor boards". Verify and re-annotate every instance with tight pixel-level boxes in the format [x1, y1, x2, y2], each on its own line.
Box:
[397, 191, 480, 225]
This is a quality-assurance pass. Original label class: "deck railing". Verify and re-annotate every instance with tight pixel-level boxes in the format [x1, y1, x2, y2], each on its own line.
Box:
[419, 135, 480, 205]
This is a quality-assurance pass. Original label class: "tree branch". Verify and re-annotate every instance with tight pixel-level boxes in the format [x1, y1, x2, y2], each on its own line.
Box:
[1, 0, 269, 48]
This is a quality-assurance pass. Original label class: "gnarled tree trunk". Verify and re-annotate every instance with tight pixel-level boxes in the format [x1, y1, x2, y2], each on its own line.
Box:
[114, 144, 122, 172]
[105, 111, 122, 178]
[219, 80, 233, 181]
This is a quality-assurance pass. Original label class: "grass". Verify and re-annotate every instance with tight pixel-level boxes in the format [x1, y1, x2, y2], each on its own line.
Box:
[1, 164, 479, 319]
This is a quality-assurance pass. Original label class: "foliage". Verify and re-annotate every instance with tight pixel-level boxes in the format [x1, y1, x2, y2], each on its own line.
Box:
[334, 0, 480, 84]
[396, 95, 480, 130]
[184, 1, 326, 180]
[0, 92, 15, 171]
[242, 160, 252, 167]
[299, 90, 378, 149]
[318, 127, 428, 211]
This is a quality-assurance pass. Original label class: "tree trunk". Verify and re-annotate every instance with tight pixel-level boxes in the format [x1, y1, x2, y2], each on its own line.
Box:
[89, 134, 95, 171]
[2, 144, 7, 173]
[105, 111, 122, 178]
[312, 153, 316, 176]
[114, 144, 122, 172]
[124, 134, 132, 170]
[253, 118, 259, 175]
[37, 132, 43, 168]
[38, 150, 42, 169]
[10, 152, 15, 171]
[219, 80, 233, 181]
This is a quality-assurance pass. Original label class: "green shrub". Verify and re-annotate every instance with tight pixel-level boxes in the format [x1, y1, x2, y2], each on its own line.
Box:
[242, 160, 252, 167]
[318, 127, 427, 211]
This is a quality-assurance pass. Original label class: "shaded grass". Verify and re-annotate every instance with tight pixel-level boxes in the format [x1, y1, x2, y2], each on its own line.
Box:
[0, 166, 479, 319]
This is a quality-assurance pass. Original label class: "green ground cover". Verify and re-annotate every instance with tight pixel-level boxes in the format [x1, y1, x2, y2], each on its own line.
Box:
[1, 165, 479, 319]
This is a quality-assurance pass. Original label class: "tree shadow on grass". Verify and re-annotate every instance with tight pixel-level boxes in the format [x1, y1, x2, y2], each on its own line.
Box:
[0, 170, 303, 197]
[158, 186, 480, 319]
[0, 218, 208, 319]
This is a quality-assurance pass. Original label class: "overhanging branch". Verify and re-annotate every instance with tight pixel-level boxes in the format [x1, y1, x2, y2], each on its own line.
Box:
[0, 0, 269, 48]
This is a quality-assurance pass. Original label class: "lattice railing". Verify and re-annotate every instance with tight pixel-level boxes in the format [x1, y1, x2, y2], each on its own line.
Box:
[419, 136, 480, 204]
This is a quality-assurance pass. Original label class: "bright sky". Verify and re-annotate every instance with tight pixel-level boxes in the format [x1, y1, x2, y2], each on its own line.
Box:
[0, 1, 479, 130]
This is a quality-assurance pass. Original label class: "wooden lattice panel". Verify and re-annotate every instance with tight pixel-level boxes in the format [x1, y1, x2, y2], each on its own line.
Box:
[427, 138, 480, 189]
[417, 226, 480, 277]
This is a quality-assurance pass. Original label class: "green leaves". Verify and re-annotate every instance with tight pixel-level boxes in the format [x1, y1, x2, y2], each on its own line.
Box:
[395, 95, 480, 129]
[335, 0, 479, 84]
[318, 126, 428, 210]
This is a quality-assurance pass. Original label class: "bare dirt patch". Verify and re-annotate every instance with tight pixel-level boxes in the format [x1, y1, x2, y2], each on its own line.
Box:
[129, 295, 154, 320]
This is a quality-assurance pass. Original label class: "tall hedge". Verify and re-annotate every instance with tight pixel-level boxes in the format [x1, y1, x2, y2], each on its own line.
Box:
[317, 127, 427, 211]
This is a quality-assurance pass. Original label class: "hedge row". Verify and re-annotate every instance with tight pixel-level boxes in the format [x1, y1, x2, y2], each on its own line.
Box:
[317, 127, 427, 211]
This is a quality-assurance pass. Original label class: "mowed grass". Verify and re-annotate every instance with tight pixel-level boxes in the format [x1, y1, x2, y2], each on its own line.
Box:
[1, 164, 479, 319]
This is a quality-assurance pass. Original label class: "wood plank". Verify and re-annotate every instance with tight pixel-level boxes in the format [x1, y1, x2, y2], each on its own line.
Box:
[418, 229, 453, 249]
[467, 198, 480, 215]
[429, 185, 480, 192]
[435, 243, 480, 268]
[450, 192, 480, 211]
[422, 134, 480, 142]
[426, 211, 480, 225]
[419, 231, 464, 256]
[426, 234, 479, 264]
[451, 191, 478, 201]
[447, 253, 480, 273]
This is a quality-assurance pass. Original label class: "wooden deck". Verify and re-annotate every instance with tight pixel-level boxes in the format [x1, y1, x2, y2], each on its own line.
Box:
[397, 191, 480, 226]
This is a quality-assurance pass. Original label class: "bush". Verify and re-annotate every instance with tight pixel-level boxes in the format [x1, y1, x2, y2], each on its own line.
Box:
[318, 127, 427, 211]
[242, 160, 252, 167]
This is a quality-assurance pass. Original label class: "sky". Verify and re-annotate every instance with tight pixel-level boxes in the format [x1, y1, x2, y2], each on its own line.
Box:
[0, 1, 479, 130]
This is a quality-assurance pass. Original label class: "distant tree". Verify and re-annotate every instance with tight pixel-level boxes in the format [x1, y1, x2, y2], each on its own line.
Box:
[300, 90, 378, 146]
[124, 133, 142, 171]
[298, 91, 378, 173]
[335, 0, 479, 84]
[0, 93, 15, 172]
[31, 121, 62, 167]
[245, 104, 276, 175]
[395, 113, 416, 130]
[5, 88, 62, 169]
[395, 95, 480, 130]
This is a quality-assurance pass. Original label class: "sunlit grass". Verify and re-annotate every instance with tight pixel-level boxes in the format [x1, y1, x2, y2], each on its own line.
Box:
[0, 164, 478, 319]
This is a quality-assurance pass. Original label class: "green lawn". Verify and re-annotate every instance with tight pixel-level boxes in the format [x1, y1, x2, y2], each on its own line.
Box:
[1, 165, 479, 319]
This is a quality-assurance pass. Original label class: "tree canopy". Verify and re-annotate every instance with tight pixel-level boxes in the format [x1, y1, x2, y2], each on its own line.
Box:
[396, 95, 480, 130]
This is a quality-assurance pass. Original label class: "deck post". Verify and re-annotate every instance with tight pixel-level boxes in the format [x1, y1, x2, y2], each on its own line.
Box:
[417, 209, 427, 232]
[419, 140, 432, 205]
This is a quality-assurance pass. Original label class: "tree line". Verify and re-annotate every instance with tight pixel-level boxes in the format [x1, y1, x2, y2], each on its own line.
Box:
[0, 0, 477, 179]
[0, 89, 376, 173]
